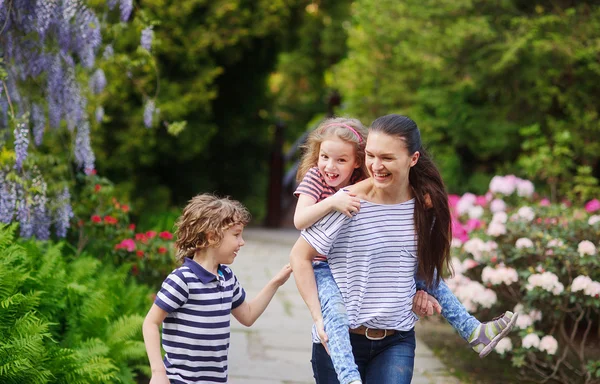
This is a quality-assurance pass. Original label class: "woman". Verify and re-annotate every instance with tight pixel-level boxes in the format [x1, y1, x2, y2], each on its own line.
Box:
[290, 114, 515, 383]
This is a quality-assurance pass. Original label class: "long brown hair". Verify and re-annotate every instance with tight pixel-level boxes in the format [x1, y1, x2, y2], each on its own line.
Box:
[296, 117, 368, 183]
[369, 114, 452, 288]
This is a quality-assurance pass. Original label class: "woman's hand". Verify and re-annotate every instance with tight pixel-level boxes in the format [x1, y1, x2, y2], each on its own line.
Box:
[315, 317, 330, 354]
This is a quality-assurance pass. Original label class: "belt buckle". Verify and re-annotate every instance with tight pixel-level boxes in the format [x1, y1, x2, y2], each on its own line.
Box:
[365, 327, 387, 341]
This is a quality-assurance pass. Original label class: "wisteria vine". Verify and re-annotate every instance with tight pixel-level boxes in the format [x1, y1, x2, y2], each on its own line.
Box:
[0, 0, 154, 239]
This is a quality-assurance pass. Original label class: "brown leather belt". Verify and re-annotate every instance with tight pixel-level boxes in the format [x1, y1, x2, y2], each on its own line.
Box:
[349, 325, 396, 340]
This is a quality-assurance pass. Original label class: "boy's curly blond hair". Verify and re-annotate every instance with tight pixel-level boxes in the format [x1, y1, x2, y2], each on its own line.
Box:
[174, 194, 251, 263]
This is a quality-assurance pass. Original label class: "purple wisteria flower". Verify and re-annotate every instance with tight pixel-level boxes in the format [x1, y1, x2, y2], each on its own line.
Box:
[74, 121, 95, 174]
[74, 8, 102, 68]
[120, 0, 133, 22]
[143, 99, 155, 128]
[31, 175, 50, 240]
[34, 0, 58, 39]
[16, 187, 33, 238]
[95, 106, 104, 123]
[108, 0, 118, 10]
[103, 44, 114, 59]
[89, 68, 107, 94]
[141, 26, 153, 51]
[47, 54, 65, 128]
[13, 122, 29, 170]
[32, 103, 45, 146]
[54, 187, 73, 238]
[0, 173, 17, 224]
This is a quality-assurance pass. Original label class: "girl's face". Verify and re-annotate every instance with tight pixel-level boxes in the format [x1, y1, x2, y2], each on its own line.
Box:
[318, 137, 360, 189]
[365, 132, 419, 191]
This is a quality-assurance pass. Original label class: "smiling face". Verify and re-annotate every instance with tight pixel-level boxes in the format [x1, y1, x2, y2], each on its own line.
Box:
[365, 131, 419, 192]
[213, 223, 245, 265]
[317, 137, 360, 189]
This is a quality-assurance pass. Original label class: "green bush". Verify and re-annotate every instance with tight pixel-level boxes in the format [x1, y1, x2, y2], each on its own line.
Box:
[0, 224, 153, 383]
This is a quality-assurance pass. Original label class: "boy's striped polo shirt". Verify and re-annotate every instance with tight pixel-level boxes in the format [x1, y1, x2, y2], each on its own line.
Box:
[155, 258, 246, 383]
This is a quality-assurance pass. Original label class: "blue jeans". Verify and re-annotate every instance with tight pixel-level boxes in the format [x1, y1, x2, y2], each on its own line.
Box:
[311, 328, 416, 384]
[415, 277, 480, 341]
[314, 261, 361, 384]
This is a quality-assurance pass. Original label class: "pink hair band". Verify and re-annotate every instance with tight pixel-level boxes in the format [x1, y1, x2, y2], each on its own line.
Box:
[321, 123, 363, 143]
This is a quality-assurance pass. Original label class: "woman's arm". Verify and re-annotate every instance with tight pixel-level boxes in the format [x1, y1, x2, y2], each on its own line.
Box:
[289, 237, 328, 341]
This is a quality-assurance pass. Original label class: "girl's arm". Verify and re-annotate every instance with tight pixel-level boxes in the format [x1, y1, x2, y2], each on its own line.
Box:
[289, 237, 328, 342]
[142, 304, 170, 384]
[232, 264, 292, 326]
[294, 192, 361, 230]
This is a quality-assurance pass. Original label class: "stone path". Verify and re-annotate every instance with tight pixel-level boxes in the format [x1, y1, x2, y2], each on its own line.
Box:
[228, 228, 461, 384]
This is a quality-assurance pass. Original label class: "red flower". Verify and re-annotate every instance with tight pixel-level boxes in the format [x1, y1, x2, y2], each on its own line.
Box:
[115, 239, 136, 252]
[91, 215, 102, 223]
[136, 250, 144, 258]
[146, 230, 157, 239]
[121, 204, 130, 213]
[104, 216, 118, 225]
[135, 233, 148, 243]
[159, 231, 173, 240]
[158, 246, 167, 254]
[94, 184, 101, 192]
[90, 169, 97, 175]
[128, 224, 136, 231]
[132, 265, 139, 275]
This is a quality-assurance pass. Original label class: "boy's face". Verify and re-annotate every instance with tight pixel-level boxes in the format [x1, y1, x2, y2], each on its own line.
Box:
[215, 223, 245, 264]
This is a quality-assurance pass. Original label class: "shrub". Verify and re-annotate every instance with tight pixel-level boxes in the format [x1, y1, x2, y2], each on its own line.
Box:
[0, 224, 154, 383]
[449, 175, 600, 384]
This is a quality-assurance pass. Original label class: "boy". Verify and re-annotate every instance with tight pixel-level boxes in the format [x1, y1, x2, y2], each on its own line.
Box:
[143, 194, 292, 383]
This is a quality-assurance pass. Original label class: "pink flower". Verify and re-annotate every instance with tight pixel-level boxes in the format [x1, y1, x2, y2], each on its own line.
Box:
[116, 238, 136, 252]
[451, 217, 469, 243]
[539, 198, 550, 207]
[465, 218, 482, 232]
[448, 194, 461, 208]
[146, 231, 157, 239]
[159, 231, 173, 240]
[585, 199, 600, 213]
[475, 195, 487, 207]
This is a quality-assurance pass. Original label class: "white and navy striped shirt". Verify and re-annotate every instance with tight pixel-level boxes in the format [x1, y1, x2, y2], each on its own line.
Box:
[155, 258, 246, 383]
[302, 199, 418, 341]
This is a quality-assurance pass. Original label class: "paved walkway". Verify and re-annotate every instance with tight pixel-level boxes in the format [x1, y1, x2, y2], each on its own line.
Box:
[228, 228, 460, 384]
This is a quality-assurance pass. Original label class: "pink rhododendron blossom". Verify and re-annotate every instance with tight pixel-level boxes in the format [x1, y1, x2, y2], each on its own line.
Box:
[456, 194, 476, 216]
[522, 333, 541, 349]
[516, 238, 534, 249]
[516, 314, 534, 329]
[481, 265, 518, 286]
[463, 238, 486, 260]
[468, 205, 484, 219]
[539, 198, 551, 207]
[451, 217, 469, 243]
[526, 272, 564, 295]
[492, 211, 508, 224]
[517, 206, 535, 221]
[451, 238, 463, 248]
[571, 275, 592, 293]
[494, 338, 512, 354]
[465, 218, 483, 232]
[462, 258, 479, 270]
[577, 240, 597, 256]
[448, 194, 460, 208]
[585, 199, 600, 213]
[589, 215, 600, 225]
[490, 175, 517, 196]
[584, 282, 600, 297]
[490, 198, 507, 213]
[516, 179, 535, 198]
[487, 221, 507, 237]
[547, 238, 564, 248]
[539, 336, 558, 355]
[475, 195, 487, 206]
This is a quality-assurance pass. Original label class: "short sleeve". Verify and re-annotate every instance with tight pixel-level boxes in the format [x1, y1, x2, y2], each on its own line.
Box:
[301, 211, 350, 255]
[294, 167, 325, 201]
[231, 273, 246, 309]
[154, 269, 189, 313]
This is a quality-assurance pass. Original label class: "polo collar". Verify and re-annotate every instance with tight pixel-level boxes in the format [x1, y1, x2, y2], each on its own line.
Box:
[183, 258, 223, 284]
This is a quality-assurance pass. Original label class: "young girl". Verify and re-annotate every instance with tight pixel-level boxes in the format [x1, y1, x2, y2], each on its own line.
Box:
[143, 194, 292, 384]
[293, 117, 518, 384]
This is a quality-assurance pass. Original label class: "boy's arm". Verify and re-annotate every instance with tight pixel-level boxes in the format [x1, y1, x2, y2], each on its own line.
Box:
[142, 304, 170, 383]
[231, 264, 292, 327]
[289, 237, 328, 342]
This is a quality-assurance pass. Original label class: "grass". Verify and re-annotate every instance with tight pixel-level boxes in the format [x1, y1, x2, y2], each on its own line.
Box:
[417, 318, 519, 384]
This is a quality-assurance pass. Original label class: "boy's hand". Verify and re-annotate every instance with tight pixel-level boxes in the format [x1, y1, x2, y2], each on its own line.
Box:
[149, 371, 170, 384]
[329, 190, 361, 218]
[272, 264, 292, 286]
[413, 290, 442, 317]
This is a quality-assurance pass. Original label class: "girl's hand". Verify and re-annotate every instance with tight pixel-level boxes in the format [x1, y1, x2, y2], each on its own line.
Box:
[272, 264, 293, 286]
[329, 190, 361, 217]
[412, 290, 442, 317]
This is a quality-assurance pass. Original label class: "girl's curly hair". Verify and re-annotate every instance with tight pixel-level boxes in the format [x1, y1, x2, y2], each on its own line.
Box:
[174, 194, 251, 263]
